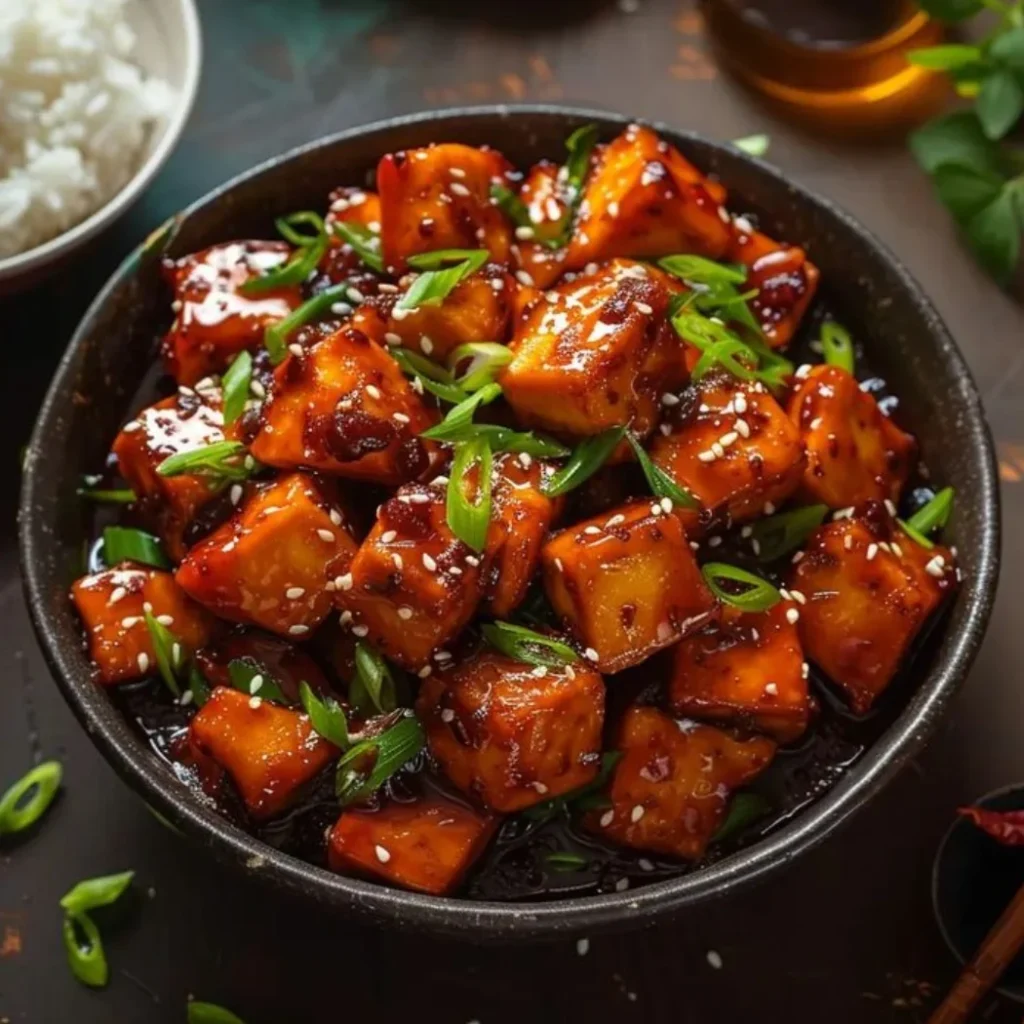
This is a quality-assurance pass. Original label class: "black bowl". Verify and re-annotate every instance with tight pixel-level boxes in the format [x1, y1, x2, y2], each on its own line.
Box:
[19, 105, 1001, 940]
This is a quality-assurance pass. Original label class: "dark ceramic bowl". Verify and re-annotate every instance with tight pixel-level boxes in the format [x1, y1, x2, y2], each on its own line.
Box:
[20, 105, 1000, 940]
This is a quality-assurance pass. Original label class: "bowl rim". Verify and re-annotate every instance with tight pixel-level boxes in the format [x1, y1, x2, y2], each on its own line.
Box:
[0, 0, 203, 282]
[20, 103, 1002, 939]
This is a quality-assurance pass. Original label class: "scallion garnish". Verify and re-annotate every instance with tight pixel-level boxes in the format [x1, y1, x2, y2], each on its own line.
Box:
[221, 350, 252, 427]
[241, 212, 327, 295]
[490, 183, 563, 249]
[713, 791, 771, 841]
[545, 851, 589, 872]
[398, 250, 490, 311]
[750, 504, 828, 563]
[480, 620, 578, 667]
[465, 425, 569, 458]
[820, 321, 855, 375]
[77, 485, 136, 504]
[625, 432, 699, 509]
[0, 761, 62, 836]
[227, 659, 291, 705]
[188, 663, 212, 708]
[542, 426, 624, 498]
[660, 254, 761, 335]
[156, 440, 252, 481]
[658, 255, 747, 287]
[448, 342, 513, 392]
[732, 133, 771, 158]
[446, 438, 493, 552]
[60, 870, 134, 989]
[332, 221, 384, 273]
[420, 382, 503, 441]
[562, 123, 599, 202]
[264, 282, 353, 364]
[350, 642, 398, 716]
[144, 610, 183, 697]
[524, 752, 622, 822]
[274, 211, 326, 247]
[299, 681, 350, 748]
[900, 487, 955, 549]
[335, 713, 425, 806]
[701, 563, 781, 612]
[188, 1003, 247, 1024]
[391, 348, 470, 405]
[102, 526, 169, 569]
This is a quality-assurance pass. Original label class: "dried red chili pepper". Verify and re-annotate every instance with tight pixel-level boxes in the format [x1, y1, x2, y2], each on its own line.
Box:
[958, 806, 1024, 847]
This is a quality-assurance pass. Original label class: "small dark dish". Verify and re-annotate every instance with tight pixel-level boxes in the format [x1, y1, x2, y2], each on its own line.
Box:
[20, 105, 1000, 939]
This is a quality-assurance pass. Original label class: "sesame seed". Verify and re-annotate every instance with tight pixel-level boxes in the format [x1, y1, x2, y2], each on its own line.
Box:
[707, 950, 723, 970]
[289, 624, 310, 636]
[407, 493, 431, 504]
[418, 666, 433, 678]
[249, 674, 264, 694]
[249, 696, 263, 709]
[765, 682, 778, 695]
[630, 804, 645, 823]
[583, 525, 602, 536]
[615, 877, 630, 892]
[450, 182, 471, 197]
[734, 393, 748, 414]
[441, 708, 455, 723]
[393, 412, 410, 424]
[605, 514, 625, 528]
[584, 647, 600, 662]
[795, 364, 812, 379]
[785, 608, 800, 625]
[833, 507, 855, 520]
[180, 690, 194, 707]
[449, 566, 463, 576]
[635, 301, 653, 315]
[434, 650, 453, 662]
[661, 392, 680, 406]
[884, 499, 898, 517]
[392, 554, 404, 571]
[660, 497, 673, 513]
[422, 553, 437, 571]
[711, 442, 725, 458]
[420, 337, 434, 355]
[708, 535, 722, 548]
[763, 501, 776, 515]
[925, 555, 946, 577]
[515, 225, 535, 240]
[891, 542, 904, 558]
[137, 652, 150, 673]
[751, 539, 761, 555]
[554, 557, 564, 572]
[143, 602, 153, 613]
[532, 665, 548, 677]
[156, 614, 174, 627]
[230, 484, 243, 506]
[465, 555, 480, 567]
[697, 450, 717, 463]
[651, 503, 663, 517]
[802, 662, 810, 679]
[108, 586, 127, 605]
[792, 551, 804, 564]
[600, 810, 614, 827]
[317, 529, 335, 543]
[365, 384, 382, 400]
[121, 616, 139, 629]
[719, 431, 738, 447]
[288, 343, 303, 357]
[734, 418, 750, 438]
[779, 588, 793, 601]
[285, 587, 306, 600]
[790, 589, 806, 605]
[346, 286, 364, 304]
[336, 573, 353, 591]
[576, 937, 590, 956]
[844, 534, 853, 550]
[608, 200, 620, 217]
[515, 270, 535, 287]
[384, 332, 402, 345]
[381, 530, 397, 543]
[339, 611, 353, 625]
[398, 606, 413, 620]
[352, 625, 369, 637]
[331, 302, 353, 317]
[449, 167, 466, 178]
[375, 845, 391, 863]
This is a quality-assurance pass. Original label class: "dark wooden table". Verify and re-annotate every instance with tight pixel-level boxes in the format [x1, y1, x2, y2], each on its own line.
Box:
[2, 2, 1021, 1020]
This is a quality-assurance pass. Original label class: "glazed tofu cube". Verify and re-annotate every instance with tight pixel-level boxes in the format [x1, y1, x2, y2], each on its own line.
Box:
[482, 453, 559, 617]
[541, 500, 717, 673]
[377, 143, 513, 271]
[509, 160, 571, 290]
[336, 482, 485, 669]
[788, 506, 957, 713]
[351, 262, 514, 363]
[250, 325, 440, 485]
[564, 125, 733, 271]
[175, 473, 358, 638]
[586, 706, 775, 860]
[71, 567, 215, 685]
[417, 650, 605, 812]
[649, 374, 806, 534]
[320, 187, 385, 283]
[327, 796, 497, 895]
[669, 601, 812, 744]
[500, 259, 684, 438]
[189, 686, 336, 819]
[787, 365, 916, 509]
[161, 241, 302, 385]
[112, 386, 227, 560]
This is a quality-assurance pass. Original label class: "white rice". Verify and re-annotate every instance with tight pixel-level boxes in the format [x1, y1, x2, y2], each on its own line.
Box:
[0, 0, 174, 259]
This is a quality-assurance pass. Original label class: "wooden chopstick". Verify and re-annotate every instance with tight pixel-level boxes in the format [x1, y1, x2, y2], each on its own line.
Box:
[928, 880, 1024, 1023]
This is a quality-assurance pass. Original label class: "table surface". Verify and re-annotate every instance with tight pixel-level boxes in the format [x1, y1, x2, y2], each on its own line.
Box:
[3, 1, 1022, 1021]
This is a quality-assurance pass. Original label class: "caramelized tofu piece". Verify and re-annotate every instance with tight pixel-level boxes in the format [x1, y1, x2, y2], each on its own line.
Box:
[669, 602, 812, 743]
[161, 241, 302, 385]
[565, 125, 732, 271]
[787, 365, 915, 509]
[250, 325, 440, 485]
[112, 386, 226, 561]
[501, 259, 684, 438]
[510, 160, 570, 290]
[351, 262, 514, 362]
[322, 187, 384, 282]
[587, 706, 775, 859]
[789, 506, 956, 713]
[417, 650, 605, 812]
[189, 686, 336, 819]
[176, 473, 357, 638]
[336, 482, 485, 669]
[328, 796, 496, 895]
[377, 143, 513, 271]
[71, 567, 215, 685]
[649, 374, 806, 534]
[541, 500, 717, 673]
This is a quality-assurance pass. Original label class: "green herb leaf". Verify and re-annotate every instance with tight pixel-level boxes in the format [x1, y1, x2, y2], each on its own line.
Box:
[731, 133, 771, 157]
[222, 351, 252, 427]
[264, 282, 353, 364]
[907, 44, 984, 70]
[335, 713, 425, 806]
[713, 791, 771, 842]
[187, 1003, 247, 1024]
[350, 642, 398, 716]
[299, 681, 350, 748]
[0, 761, 62, 836]
[625, 432, 699, 509]
[398, 251, 489, 310]
[545, 851, 589, 872]
[480, 621, 578, 667]
[563, 123, 600, 197]
[965, 186, 1022, 284]
[977, 68, 1024, 140]
[490, 183, 565, 248]
[446, 437, 493, 552]
[909, 110, 1003, 177]
[78, 486, 135, 504]
[331, 221, 384, 272]
[990, 26, 1024, 69]
[900, 486, 955, 549]
[524, 752, 622, 822]
[407, 248, 489, 271]
[187, 663, 212, 708]
[144, 611, 182, 698]
[60, 870, 135, 917]
[448, 342, 513, 392]
[819, 321, 855, 374]
[750, 504, 828, 562]
[63, 912, 108, 988]
[156, 440, 252, 481]
[932, 162, 1006, 221]
[542, 426, 624, 497]
[658, 254, 748, 286]
[227, 659, 291, 705]
[241, 213, 327, 295]
[462, 425, 570, 458]
[275, 211, 327, 247]
[102, 526, 169, 569]
[916, 0, 982, 20]
[391, 347, 470, 405]
[702, 562, 781, 612]
[420, 382, 503, 441]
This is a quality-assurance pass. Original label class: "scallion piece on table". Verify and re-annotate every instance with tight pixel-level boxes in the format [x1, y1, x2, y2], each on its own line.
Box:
[299, 681, 350, 749]
[397, 250, 490, 311]
[899, 487, 955, 549]
[0, 760, 62, 836]
[60, 870, 135, 918]
[264, 282, 354, 364]
[625, 432, 699, 509]
[335, 712, 425, 806]
[221, 351, 252, 427]
[820, 321, 855, 375]
[750, 504, 828, 563]
[350, 641, 398, 716]
[480, 621, 578, 668]
[332, 221, 384, 273]
[701, 563, 781, 612]
[102, 526, 169, 569]
[731, 133, 771, 158]
[187, 1003, 248, 1024]
[60, 870, 135, 989]
[542, 426, 624, 498]
[446, 437, 493, 552]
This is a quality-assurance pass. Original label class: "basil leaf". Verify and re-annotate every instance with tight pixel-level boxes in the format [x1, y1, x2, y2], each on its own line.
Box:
[60, 870, 135, 917]
[976, 67, 1024, 140]
[933, 162, 1006, 221]
[625, 432, 699, 509]
[713, 791, 771, 842]
[156, 440, 251, 481]
[227, 659, 291, 705]
[351, 642, 398, 716]
[188, 1003, 248, 1024]
[332, 221, 384, 273]
[222, 351, 252, 427]
[398, 251, 489, 311]
[909, 110, 1003, 177]
[819, 321, 855, 374]
[448, 342, 513, 392]
[907, 44, 984, 70]
[702, 562, 781, 612]
[965, 186, 1021, 284]
[102, 526, 169, 569]
[78, 486, 135, 504]
[750, 504, 828, 562]
[264, 282, 354, 364]
[542, 426, 624, 497]
[144, 610, 183, 698]
[0, 761, 62, 836]
[299, 681, 350, 748]
[731, 133, 771, 157]
[63, 912, 108, 988]
[658, 255, 747, 286]
[446, 437, 493, 552]
[335, 713, 425, 806]
[480, 621, 578, 667]
[990, 26, 1024, 69]
[900, 486, 955, 550]
[420, 382, 502, 441]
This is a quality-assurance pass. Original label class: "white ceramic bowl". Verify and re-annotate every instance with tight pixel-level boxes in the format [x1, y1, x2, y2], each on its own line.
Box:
[0, 0, 202, 291]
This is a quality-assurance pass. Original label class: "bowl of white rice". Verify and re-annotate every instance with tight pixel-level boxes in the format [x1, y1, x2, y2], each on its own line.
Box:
[0, 0, 201, 290]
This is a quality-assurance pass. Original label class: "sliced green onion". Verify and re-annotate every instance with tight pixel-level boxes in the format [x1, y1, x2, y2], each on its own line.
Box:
[221, 351, 252, 427]
[446, 438, 493, 553]
[60, 870, 135, 917]
[241, 215, 327, 295]
[144, 611, 182, 697]
[407, 248, 490, 271]
[420, 382, 503, 441]
[490, 182, 563, 249]
[625, 432, 699, 509]
[563, 123, 599, 198]
[542, 426, 624, 498]
[900, 487, 955, 549]
[398, 251, 490, 311]
[391, 348, 470, 405]
[264, 282, 353, 364]
[658, 255, 747, 286]
[275, 211, 326, 246]
[299, 681, 350, 749]
[156, 440, 251, 481]
[524, 752, 621, 822]
[713, 791, 771, 841]
[332, 221, 384, 273]
[63, 912, 108, 988]
[188, 1003, 247, 1024]
[695, 280, 762, 336]
[187, 663, 212, 709]
[464, 425, 569, 458]
[702, 563, 781, 612]
[102, 526, 169, 570]
[750, 504, 828, 563]
[820, 321, 855, 375]
[78, 486, 135, 504]
[481, 621, 578, 667]
[545, 851, 588, 872]
[732, 133, 771, 158]
[0, 761, 62, 836]
[448, 342, 513, 392]
[350, 641, 398, 716]
[335, 713, 425, 806]
[227, 659, 291, 705]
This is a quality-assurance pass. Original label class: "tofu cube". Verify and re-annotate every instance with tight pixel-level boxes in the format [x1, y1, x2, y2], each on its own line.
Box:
[787, 365, 916, 509]
[322, 186, 383, 281]
[250, 325, 441, 486]
[788, 506, 957, 713]
[586, 706, 776, 860]
[417, 649, 605, 812]
[669, 601, 812, 744]
[71, 567, 216, 685]
[541, 500, 717, 673]
[161, 241, 302, 385]
[327, 796, 497, 895]
[189, 686, 337, 819]
[500, 259, 685, 438]
[510, 160, 571, 290]
[175, 472, 358, 638]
